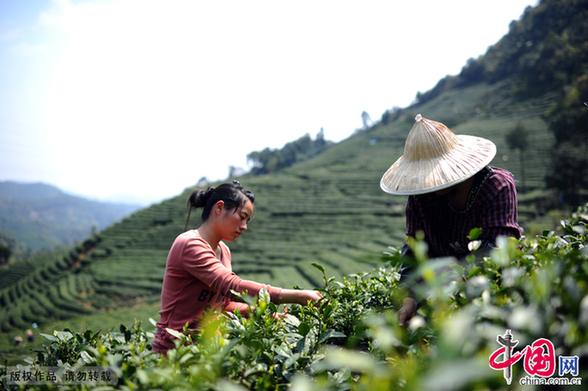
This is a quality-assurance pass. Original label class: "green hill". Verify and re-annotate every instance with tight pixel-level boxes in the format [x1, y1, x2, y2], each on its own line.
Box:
[0, 181, 141, 258]
[1, 0, 586, 364]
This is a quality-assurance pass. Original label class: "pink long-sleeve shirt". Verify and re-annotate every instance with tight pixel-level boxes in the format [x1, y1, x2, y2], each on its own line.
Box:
[152, 230, 282, 353]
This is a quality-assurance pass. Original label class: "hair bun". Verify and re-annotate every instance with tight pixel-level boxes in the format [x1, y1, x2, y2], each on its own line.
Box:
[188, 186, 215, 209]
[203, 186, 217, 203]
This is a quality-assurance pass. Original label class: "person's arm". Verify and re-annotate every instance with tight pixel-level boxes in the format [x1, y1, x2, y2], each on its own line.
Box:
[225, 289, 322, 315]
[182, 238, 322, 307]
[224, 289, 322, 320]
[181, 238, 283, 304]
[224, 301, 251, 317]
[279, 289, 322, 305]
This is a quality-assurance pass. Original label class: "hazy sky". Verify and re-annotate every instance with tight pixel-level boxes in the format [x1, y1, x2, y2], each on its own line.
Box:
[0, 0, 537, 205]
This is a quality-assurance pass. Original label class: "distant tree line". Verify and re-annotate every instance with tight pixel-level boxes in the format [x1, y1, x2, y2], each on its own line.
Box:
[380, 106, 403, 126]
[246, 129, 332, 176]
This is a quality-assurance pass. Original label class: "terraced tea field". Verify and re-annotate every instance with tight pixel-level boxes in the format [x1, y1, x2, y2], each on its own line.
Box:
[0, 80, 560, 363]
[0, 170, 407, 336]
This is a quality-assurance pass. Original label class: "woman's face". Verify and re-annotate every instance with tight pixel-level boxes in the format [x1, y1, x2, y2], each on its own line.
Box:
[219, 198, 253, 242]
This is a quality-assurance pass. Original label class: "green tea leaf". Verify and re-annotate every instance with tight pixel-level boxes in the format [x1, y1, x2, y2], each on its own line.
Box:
[311, 263, 325, 273]
[298, 321, 311, 336]
[39, 333, 57, 342]
[322, 304, 333, 322]
[468, 227, 483, 240]
[318, 329, 347, 344]
[165, 328, 184, 340]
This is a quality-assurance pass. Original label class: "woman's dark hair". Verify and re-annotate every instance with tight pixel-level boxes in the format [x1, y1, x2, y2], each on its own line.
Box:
[185, 181, 254, 230]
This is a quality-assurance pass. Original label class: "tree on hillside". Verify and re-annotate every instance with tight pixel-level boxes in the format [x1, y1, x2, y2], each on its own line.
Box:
[196, 177, 209, 187]
[315, 127, 326, 149]
[361, 111, 373, 128]
[380, 106, 403, 126]
[381, 110, 390, 126]
[246, 133, 332, 176]
[415, 75, 460, 106]
[0, 230, 14, 265]
[228, 166, 243, 179]
[459, 57, 485, 85]
[544, 78, 588, 206]
[545, 142, 588, 206]
[0, 244, 10, 266]
[505, 122, 530, 192]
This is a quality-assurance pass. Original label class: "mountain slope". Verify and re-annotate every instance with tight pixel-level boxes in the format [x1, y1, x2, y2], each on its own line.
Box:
[0, 181, 141, 256]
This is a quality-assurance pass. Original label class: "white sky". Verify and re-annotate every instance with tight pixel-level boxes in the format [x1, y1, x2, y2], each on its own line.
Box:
[0, 0, 537, 205]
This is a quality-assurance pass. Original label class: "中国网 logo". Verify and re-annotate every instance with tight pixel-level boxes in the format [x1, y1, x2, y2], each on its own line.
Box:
[489, 329, 581, 386]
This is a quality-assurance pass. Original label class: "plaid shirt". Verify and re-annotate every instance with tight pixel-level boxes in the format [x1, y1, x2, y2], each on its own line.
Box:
[405, 166, 523, 258]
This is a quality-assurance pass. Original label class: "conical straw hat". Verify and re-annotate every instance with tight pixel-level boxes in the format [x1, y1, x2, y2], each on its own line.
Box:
[380, 114, 496, 195]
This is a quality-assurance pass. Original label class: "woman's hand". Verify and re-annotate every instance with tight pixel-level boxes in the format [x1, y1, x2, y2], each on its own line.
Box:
[300, 290, 323, 306]
[280, 289, 323, 306]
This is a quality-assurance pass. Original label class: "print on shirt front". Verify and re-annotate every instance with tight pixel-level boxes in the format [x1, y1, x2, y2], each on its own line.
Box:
[197, 289, 226, 304]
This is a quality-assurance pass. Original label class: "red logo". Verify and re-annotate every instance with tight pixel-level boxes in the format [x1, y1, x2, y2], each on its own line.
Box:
[489, 330, 556, 384]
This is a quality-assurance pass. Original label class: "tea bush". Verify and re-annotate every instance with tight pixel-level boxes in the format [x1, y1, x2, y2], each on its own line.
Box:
[2, 203, 587, 390]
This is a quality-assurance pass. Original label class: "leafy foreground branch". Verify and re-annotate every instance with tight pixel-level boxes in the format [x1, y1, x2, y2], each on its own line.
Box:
[2, 204, 588, 390]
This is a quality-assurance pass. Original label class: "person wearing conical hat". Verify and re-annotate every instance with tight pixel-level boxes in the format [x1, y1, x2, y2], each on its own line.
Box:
[380, 114, 523, 324]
